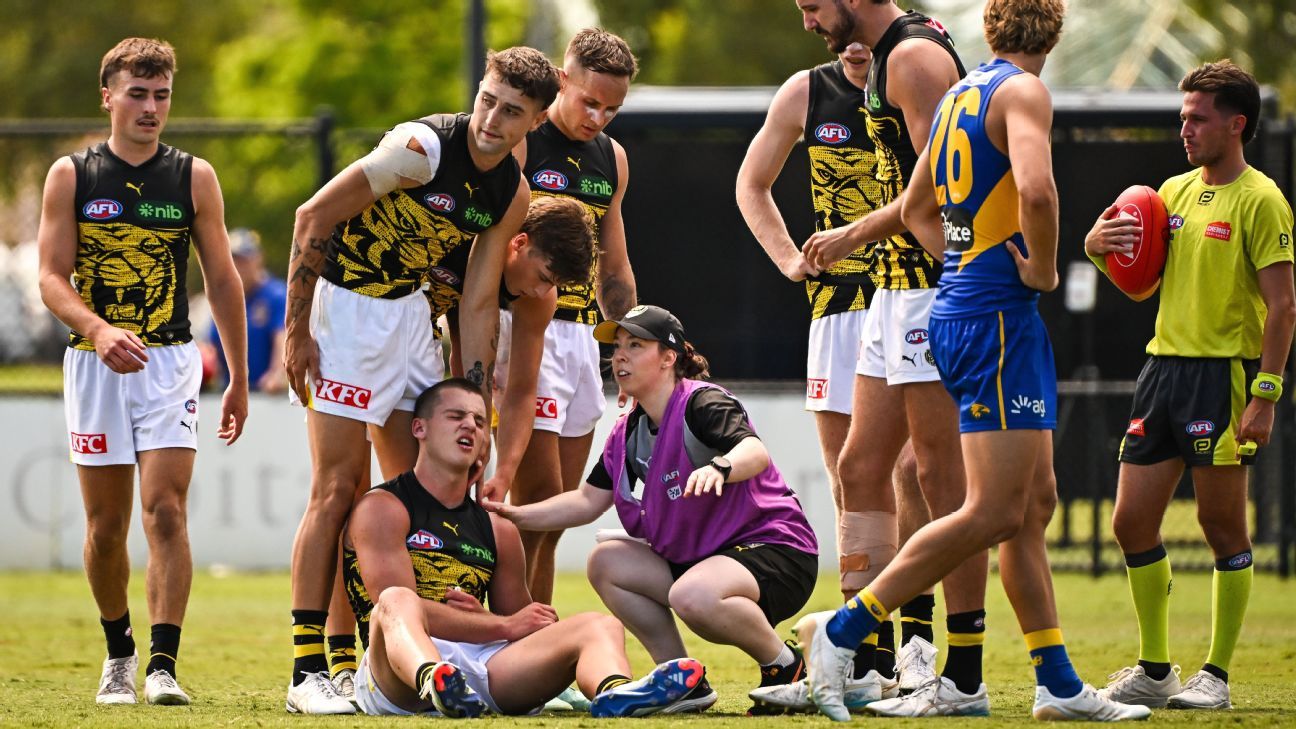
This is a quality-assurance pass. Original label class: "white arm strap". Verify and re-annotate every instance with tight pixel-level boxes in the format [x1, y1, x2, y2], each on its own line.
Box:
[358, 121, 443, 197]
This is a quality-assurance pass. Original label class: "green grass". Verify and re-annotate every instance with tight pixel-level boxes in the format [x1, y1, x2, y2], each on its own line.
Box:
[0, 362, 61, 394]
[2, 571, 1293, 726]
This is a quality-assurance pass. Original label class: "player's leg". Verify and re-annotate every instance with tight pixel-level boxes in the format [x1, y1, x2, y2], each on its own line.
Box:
[668, 556, 783, 663]
[484, 612, 630, 713]
[324, 457, 372, 704]
[813, 411, 851, 517]
[136, 447, 196, 704]
[79, 464, 140, 704]
[586, 539, 687, 662]
[511, 431, 563, 595]
[356, 586, 482, 717]
[1169, 464, 1250, 709]
[891, 441, 934, 687]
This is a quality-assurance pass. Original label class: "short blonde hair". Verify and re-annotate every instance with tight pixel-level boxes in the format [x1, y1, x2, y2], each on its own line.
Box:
[983, 0, 1065, 55]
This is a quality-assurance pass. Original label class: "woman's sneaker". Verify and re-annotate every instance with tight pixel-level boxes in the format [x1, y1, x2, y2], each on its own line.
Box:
[1167, 670, 1231, 710]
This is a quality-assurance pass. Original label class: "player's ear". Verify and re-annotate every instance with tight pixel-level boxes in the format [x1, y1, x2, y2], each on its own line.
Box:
[410, 416, 426, 440]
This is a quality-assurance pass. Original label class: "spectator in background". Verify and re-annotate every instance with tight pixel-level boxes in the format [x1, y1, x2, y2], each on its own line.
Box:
[208, 229, 287, 393]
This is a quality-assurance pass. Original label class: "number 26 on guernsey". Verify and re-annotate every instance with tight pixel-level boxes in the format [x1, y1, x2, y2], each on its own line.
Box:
[929, 87, 981, 206]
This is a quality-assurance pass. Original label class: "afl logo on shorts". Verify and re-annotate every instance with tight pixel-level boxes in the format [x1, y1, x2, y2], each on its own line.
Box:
[83, 199, 123, 220]
[1186, 420, 1215, 436]
[185, 399, 197, 414]
[427, 266, 462, 288]
[814, 123, 851, 144]
[532, 170, 568, 191]
[406, 530, 443, 550]
[905, 329, 930, 345]
[535, 397, 559, 419]
[424, 193, 455, 212]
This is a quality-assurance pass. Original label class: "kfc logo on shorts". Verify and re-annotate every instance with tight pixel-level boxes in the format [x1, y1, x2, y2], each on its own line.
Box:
[406, 530, 444, 550]
[83, 199, 123, 220]
[424, 193, 456, 213]
[1126, 418, 1146, 436]
[315, 379, 372, 409]
[1205, 222, 1232, 241]
[905, 328, 929, 345]
[71, 432, 108, 454]
[532, 170, 568, 191]
[814, 123, 851, 144]
[807, 379, 828, 400]
[535, 397, 559, 419]
[1186, 420, 1215, 436]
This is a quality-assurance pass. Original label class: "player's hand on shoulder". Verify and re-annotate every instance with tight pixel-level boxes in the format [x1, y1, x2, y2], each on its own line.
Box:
[91, 324, 149, 374]
[503, 601, 559, 640]
[1006, 240, 1059, 292]
[218, 379, 249, 445]
[1084, 203, 1137, 258]
[283, 330, 320, 404]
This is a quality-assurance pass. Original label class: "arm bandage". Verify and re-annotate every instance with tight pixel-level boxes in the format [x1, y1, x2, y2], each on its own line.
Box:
[358, 121, 443, 197]
[838, 510, 898, 592]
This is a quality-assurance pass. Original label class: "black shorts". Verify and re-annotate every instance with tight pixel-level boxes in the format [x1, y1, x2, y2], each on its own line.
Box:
[1119, 355, 1257, 467]
[668, 542, 818, 627]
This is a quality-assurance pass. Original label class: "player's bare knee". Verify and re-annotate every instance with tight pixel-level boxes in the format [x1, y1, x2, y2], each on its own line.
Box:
[85, 515, 131, 551]
[141, 498, 188, 540]
[585, 543, 618, 586]
[666, 581, 716, 623]
[1197, 511, 1247, 552]
[373, 585, 418, 624]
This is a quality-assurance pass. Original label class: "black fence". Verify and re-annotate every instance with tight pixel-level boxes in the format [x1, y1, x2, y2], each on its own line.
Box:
[2, 86, 1293, 574]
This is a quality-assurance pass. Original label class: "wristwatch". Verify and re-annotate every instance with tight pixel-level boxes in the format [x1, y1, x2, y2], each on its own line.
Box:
[709, 456, 732, 481]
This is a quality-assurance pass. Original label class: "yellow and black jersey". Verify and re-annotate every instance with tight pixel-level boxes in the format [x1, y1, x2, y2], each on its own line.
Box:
[342, 470, 498, 649]
[69, 142, 195, 350]
[524, 120, 619, 325]
[322, 113, 520, 301]
[804, 60, 878, 320]
[863, 11, 965, 290]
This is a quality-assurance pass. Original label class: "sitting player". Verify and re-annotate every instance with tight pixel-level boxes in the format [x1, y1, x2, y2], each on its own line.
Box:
[342, 378, 706, 717]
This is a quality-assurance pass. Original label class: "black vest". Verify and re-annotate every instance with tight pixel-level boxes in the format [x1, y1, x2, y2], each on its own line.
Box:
[69, 142, 195, 349]
[342, 471, 498, 649]
[524, 120, 619, 324]
[803, 60, 879, 319]
[864, 12, 965, 290]
[323, 113, 520, 306]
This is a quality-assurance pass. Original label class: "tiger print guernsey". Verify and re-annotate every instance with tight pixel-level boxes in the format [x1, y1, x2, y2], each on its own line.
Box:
[342, 470, 498, 650]
[805, 59, 880, 320]
[862, 11, 966, 290]
[321, 114, 520, 317]
[523, 119, 619, 325]
[69, 142, 196, 350]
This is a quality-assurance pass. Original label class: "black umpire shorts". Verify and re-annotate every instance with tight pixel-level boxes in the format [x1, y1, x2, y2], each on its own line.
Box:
[668, 542, 817, 627]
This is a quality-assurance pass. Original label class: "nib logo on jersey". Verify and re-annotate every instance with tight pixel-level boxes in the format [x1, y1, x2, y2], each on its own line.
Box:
[71, 432, 108, 454]
[135, 201, 186, 223]
[315, 378, 372, 409]
[940, 208, 975, 252]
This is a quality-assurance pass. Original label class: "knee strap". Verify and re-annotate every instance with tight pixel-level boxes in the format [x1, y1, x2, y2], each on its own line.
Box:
[838, 510, 898, 592]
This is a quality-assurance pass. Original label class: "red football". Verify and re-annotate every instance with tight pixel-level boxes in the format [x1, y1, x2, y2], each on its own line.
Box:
[1105, 185, 1169, 297]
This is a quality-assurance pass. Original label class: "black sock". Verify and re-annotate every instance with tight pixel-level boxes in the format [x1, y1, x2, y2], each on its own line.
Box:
[1202, 663, 1229, 683]
[596, 674, 631, 695]
[291, 610, 329, 685]
[900, 594, 936, 645]
[1138, 660, 1171, 681]
[876, 620, 896, 679]
[415, 661, 439, 691]
[146, 623, 182, 679]
[327, 634, 358, 675]
[101, 610, 135, 660]
[853, 637, 877, 679]
[941, 610, 985, 695]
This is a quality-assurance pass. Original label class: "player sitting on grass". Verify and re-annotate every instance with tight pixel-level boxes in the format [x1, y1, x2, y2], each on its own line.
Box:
[341, 378, 705, 717]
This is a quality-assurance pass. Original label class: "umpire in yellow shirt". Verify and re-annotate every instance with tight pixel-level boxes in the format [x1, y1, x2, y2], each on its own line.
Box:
[1084, 60, 1295, 711]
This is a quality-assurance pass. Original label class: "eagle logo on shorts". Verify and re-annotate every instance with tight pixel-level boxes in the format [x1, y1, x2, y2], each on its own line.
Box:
[969, 403, 990, 419]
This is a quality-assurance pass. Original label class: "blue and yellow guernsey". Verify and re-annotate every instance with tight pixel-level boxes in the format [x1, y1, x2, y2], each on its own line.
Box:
[928, 58, 1035, 319]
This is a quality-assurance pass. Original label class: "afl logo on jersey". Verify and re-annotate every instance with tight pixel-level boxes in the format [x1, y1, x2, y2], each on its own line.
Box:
[1168, 214, 1184, 229]
[407, 530, 444, 550]
[83, 199, 123, 220]
[427, 267, 462, 288]
[814, 123, 851, 144]
[905, 329, 929, 345]
[424, 193, 455, 212]
[532, 170, 568, 190]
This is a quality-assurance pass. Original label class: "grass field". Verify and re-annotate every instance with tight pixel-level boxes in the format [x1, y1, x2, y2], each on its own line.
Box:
[2, 570, 1293, 727]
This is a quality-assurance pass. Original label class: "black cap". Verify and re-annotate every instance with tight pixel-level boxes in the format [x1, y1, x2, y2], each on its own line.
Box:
[593, 305, 687, 353]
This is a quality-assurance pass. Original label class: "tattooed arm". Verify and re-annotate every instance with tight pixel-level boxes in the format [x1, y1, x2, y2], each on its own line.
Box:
[283, 164, 378, 403]
[595, 140, 638, 320]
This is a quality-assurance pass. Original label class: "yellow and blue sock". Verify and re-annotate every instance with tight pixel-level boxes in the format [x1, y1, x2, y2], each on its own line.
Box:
[826, 590, 888, 649]
[292, 609, 329, 685]
[1124, 544, 1172, 680]
[1025, 628, 1082, 699]
[1203, 549, 1253, 683]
